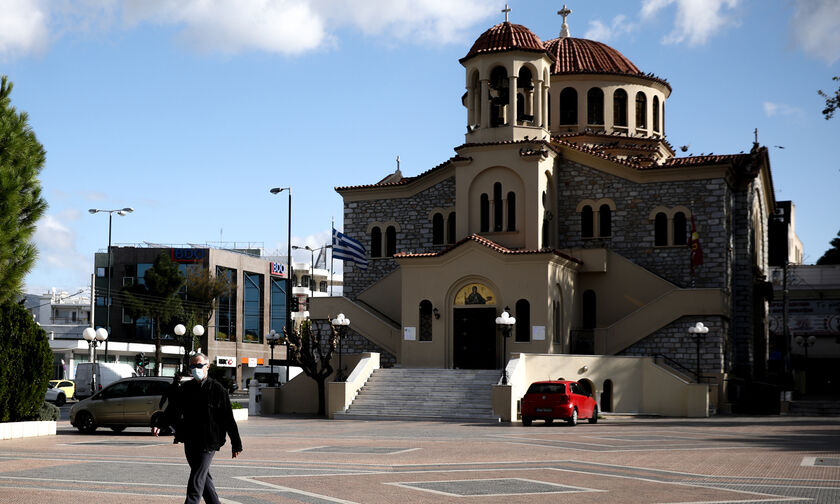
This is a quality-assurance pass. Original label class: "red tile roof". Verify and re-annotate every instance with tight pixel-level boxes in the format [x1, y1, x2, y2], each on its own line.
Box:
[460, 22, 549, 64]
[395, 233, 583, 264]
[334, 156, 463, 191]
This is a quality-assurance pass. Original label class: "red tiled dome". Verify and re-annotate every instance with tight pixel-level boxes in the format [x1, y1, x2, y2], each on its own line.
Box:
[460, 22, 548, 64]
[545, 37, 640, 75]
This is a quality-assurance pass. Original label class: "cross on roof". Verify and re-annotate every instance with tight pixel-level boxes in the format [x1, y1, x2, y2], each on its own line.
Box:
[502, 4, 511, 22]
[558, 4, 572, 37]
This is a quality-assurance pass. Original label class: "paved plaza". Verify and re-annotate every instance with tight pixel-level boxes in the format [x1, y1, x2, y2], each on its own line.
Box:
[0, 414, 839, 503]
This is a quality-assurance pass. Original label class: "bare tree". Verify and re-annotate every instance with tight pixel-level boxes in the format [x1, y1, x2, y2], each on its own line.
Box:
[283, 320, 337, 416]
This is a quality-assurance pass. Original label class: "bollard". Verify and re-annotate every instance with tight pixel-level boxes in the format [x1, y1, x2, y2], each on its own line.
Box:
[248, 379, 262, 415]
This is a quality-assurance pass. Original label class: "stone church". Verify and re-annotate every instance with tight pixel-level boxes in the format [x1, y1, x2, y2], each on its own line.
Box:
[321, 8, 780, 408]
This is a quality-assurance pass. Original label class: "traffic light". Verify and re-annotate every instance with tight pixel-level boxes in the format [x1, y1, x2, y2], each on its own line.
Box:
[135, 353, 144, 367]
[290, 297, 299, 312]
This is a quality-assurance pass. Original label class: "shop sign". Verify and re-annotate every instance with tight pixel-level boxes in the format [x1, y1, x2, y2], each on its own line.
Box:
[216, 356, 235, 367]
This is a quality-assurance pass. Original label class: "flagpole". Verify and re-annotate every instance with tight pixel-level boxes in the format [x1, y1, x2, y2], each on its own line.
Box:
[330, 217, 335, 296]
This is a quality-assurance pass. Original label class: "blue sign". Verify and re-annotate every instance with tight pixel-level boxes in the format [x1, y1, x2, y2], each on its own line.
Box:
[271, 262, 286, 277]
[171, 248, 207, 262]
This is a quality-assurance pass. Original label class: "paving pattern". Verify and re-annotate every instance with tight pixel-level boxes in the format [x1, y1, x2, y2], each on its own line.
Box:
[0, 415, 838, 503]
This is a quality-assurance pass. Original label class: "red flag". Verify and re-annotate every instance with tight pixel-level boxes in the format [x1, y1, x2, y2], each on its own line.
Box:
[690, 214, 703, 272]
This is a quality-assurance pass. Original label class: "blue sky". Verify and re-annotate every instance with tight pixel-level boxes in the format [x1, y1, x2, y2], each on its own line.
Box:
[3, 0, 838, 293]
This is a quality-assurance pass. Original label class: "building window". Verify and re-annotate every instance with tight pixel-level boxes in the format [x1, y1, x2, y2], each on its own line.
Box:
[447, 212, 456, 244]
[480, 194, 490, 232]
[493, 182, 503, 231]
[587, 88, 604, 125]
[636, 91, 647, 129]
[654, 212, 668, 246]
[652, 96, 660, 132]
[613, 88, 628, 127]
[507, 192, 516, 231]
[96, 267, 106, 278]
[673, 212, 687, 246]
[370, 227, 382, 258]
[581, 205, 594, 238]
[386, 226, 396, 257]
[215, 267, 236, 341]
[515, 299, 530, 342]
[582, 290, 596, 329]
[243, 272, 263, 343]
[319, 281, 328, 292]
[419, 300, 433, 341]
[559, 87, 577, 125]
[432, 213, 444, 245]
[269, 277, 287, 334]
[599, 204, 611, 237]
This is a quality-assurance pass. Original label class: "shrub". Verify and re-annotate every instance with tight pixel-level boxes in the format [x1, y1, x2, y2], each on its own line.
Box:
[32, 402, 59, 421]
[231, 402, 243, 410]
[0, 301, 52, 422]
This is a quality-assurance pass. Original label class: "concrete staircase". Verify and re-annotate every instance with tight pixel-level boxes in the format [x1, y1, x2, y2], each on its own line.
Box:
[335, 368, 501, 421]
[788, 400, 840, 416]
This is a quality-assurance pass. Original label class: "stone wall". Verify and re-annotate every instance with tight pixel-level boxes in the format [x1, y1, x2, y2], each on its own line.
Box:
[310, 320, 396, 368]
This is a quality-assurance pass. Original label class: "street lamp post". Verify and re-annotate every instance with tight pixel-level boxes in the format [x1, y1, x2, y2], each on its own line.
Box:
[89, 207, 133, 361]
[82, 327, 108, 394]
[269, 187, 292, 384]
[266, 329, 282, 386]
[495, 307, 516, 385]
[174, 324, 205, 373]
[688, 322, 710, 382]
[331, 313, 350, 381]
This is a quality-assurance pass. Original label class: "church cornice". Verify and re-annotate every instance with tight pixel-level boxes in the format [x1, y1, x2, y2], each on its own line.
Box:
[335, 156, 467, 201]
[395, 233, 583, 264]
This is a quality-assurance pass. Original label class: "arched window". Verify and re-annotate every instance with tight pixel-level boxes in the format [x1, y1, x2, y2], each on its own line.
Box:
[636, 91, 647, 129]
[493, 182, 503, 232]
[370, 227, 382, 258]
[587, 88, 604, 125]
[480, 194, 489, 232]
[447, 212, 456, 244]
[515, 299, 530, 342]
[654, 212, 668, 246]
[432, 213, 444, 245]
[581, 205, 594, 238]
[419, 300, 433, 341]
[385, 226, 396, 257]
[560, 87, 577, 125]
[613, 88, 628, 127]
[582, 290, 596, 329]
[599, 204, 611, 237]
[673, 212, 687, 246]
[652, 96, 660, 133]
[507, 192, 516, 231]
[489, 66, 509, 127]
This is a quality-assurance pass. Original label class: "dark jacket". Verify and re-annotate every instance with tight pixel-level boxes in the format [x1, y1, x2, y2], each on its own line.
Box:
[160, 376, 242, 452]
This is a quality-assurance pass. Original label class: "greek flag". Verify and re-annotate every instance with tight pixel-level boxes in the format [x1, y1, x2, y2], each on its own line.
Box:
[332, 228, 368, 270]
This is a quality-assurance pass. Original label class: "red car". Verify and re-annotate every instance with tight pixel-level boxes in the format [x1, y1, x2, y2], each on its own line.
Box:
[520, 380, 598, 426]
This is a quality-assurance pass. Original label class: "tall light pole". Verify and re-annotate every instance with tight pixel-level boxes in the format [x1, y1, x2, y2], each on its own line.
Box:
[82, 327, 108, 394]
[266, 329, 281, 386]
[269, 187, 292, 384]
[89, 207, 133, 361]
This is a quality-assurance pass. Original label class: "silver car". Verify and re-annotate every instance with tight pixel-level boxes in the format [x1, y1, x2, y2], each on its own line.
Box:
[70, 377, 173, 433]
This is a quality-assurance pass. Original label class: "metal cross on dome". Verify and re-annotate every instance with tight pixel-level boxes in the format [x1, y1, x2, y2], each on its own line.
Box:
[502, 4, 511, 22]
[558, 4, 572, 38]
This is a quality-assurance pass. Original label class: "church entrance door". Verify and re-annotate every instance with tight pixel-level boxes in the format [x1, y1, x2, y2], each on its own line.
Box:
[453, 307, 496, 369]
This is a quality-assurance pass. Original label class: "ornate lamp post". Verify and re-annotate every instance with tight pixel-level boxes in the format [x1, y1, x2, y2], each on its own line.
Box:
[266, 329, 282, 386]
[82, 327, 108, 393]
[688, 322, 709, 382]
[495, 307, 516, 385]
[89, 207, 133, 361]
[174, 324, 205, 373]
[331, 313, 350, 381]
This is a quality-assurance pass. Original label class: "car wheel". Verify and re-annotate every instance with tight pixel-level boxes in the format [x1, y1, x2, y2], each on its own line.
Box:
[588, 406, 599, 424]
[522, 417, 532, 426]
[76, 411, 97, 434]
[110, 426, 126, 432]
[545, 418, 554, 425]
[55, 393, 66, 407]
[567, 408, 578, 426]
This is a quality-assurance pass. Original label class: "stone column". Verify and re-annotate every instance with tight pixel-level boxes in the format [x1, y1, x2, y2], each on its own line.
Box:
[466, 86, 474, 127]
[480, 79, 490, 129]
[534, 80, 543, 127]
[508, 75, 518, 125]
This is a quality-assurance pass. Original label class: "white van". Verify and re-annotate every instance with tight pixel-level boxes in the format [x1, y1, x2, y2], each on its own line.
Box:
[74, 363, 137, 399]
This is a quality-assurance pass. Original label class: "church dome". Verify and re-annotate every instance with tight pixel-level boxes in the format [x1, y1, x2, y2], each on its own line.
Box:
[460, 22, 549, 64]
[545, 37, 640, 75]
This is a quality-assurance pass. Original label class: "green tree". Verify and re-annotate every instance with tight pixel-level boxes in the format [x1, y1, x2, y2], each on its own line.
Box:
[283, 320, 338, 416]
[123, 253, 185, 375]
[0, 301, 52, 421]
[816, 230, 840, 265]
[173, 266, 232, 369]
[0, 75, 47, 304]
[819, 76, 840, 120]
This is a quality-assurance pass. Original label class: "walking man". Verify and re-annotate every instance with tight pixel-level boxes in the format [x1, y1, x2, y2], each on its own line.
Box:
[153, 352, 242, 504]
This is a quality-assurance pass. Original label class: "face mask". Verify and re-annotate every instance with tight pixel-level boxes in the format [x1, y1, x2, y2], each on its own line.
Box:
[191, 367, 206, 381]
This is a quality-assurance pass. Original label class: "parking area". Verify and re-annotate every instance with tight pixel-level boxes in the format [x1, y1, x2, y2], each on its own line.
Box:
[1, 415, 839, 503]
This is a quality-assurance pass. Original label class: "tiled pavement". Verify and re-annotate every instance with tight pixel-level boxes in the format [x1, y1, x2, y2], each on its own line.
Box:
[0, 415, 838, 503]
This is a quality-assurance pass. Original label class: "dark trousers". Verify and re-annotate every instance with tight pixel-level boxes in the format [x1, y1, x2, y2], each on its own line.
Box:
[184, 444, 219, 504]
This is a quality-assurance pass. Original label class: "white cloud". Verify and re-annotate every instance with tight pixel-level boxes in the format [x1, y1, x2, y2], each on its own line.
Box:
[31, 214, 90, 276]
[763, 101, 803, 118]
[789, 0, 840, 65]
[641, 0, 740, 46]
[0, 0, 50, 61]
[1, 0, 498, 60]
[584, 15, 633, 43]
